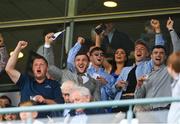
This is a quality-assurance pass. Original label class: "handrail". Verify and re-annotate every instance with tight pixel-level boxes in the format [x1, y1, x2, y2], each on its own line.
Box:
[0, 97, 179, 114]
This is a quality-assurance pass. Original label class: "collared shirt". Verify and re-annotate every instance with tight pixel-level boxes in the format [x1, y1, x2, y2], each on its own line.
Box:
[112, 60, 153, 99]
[67, 42, 115, 100]
[112, 33, 165, 100]
[77, 72, 90, 84]
[107, 29, 115, 43]
[87, 64, 115, 101]
[63, 108, 71, 117]
[81, 73, 90, 84]
[135, 64, 172, 109]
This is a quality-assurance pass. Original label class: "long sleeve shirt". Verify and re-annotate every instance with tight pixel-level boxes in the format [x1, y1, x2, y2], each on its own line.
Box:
[135, 65, 173, 109]
[67, 42, 115, 100]
[87, 64, 115, 100]
[37, 45, 55, 65]
[112, 33, 165, 100]
[67, 42, 81, 72]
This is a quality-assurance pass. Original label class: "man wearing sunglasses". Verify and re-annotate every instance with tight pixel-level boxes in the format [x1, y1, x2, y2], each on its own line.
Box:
[37, 36, 101, 102]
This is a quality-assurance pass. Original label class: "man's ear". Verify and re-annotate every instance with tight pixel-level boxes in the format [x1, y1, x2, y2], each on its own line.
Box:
[150, 53, 153, 59]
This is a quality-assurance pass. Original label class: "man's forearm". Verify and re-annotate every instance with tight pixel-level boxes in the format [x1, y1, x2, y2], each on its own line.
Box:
[5, 45, 21, 84]
[170, 30, 180, 52]
[6, 47, 20, 71]
[44, 99, 57, 105]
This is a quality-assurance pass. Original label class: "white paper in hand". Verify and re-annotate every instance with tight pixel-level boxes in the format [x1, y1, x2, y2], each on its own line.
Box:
[52, 29, 65, 40]
[92, 73, 100, 79]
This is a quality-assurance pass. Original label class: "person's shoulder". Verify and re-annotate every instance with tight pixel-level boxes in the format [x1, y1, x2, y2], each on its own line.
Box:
[63, 69, 77, 77]
[19, 73, 32, 80]
[122, 66, 133, 71]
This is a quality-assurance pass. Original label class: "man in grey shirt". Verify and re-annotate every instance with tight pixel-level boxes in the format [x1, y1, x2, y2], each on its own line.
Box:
[134, 17, 180, 111]
[37, 34, 101, 101]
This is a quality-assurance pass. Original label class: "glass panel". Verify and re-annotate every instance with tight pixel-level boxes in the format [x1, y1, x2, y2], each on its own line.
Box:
[73, 13, 180, 54]
[77, 0, 180, 15]
[0, 24, 66, 91]
[0, 0, 67, 22]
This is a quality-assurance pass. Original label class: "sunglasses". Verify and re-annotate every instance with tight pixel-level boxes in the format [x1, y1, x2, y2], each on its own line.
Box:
[93, 53, 104, 57]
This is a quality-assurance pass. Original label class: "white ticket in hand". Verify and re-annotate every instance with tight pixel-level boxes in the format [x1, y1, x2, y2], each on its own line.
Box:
[92, 73, 100, 79]
[52, 29, 65, 40]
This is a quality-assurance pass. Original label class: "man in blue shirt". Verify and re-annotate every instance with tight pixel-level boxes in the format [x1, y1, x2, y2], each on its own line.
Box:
[67, 41, 115, 101]
[112, 18, 180, 103]
[37, 35, 101, 101]
[87, 47, 115, 101]
[112, 19, 165, 102]
[5, 41, 64, 118]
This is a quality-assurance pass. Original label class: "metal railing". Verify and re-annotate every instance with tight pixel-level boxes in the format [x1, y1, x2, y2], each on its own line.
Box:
[0, 97, 180, 123]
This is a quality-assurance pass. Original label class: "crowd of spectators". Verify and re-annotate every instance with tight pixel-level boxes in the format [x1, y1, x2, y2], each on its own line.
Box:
[0, 17, 180, 123]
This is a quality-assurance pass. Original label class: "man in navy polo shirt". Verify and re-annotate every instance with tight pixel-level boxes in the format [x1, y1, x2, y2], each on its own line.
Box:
[5, 40, 64, 118]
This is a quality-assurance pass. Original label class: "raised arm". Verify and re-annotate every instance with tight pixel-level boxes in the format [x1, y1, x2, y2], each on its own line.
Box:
[37, 32, 55, 65]
[67, 37, 85, 72]
[5, 41, 28, 83]
[166, 17, 180, 52]
[151, 19, 165, 46]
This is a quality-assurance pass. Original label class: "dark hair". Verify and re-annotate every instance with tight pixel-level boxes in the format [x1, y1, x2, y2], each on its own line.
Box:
[75, 51, 90, 62]
[111, 48, 128, 73]
[32, 54, 48, 66]
[151, 45, 167, 54]
[0, 95, 12, 105]
[89, 47, 105, 56]
[43, 28, 57, 37]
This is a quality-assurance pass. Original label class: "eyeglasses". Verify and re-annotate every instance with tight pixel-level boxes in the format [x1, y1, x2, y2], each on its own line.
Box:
[93, 53, 104, 57]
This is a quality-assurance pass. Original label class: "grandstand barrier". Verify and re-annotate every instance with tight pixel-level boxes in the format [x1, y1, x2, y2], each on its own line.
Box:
[0, 97, 180, 124]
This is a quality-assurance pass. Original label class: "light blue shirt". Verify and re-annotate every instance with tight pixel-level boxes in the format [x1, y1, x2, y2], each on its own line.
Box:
[67, 42, 115, 101]
[87, 64, 115, 101]
[67, 42, 81, 72]
[112, 33, 165, 100]
[107, 29, 115, 43]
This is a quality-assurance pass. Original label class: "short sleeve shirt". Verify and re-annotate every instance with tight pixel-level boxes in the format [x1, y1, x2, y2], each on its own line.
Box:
[17, 73, 64, 104]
